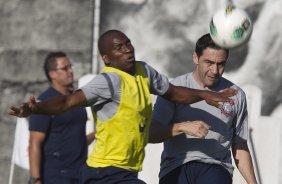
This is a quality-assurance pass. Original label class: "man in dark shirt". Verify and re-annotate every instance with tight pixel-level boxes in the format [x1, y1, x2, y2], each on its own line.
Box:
[28, 52, 94, 184]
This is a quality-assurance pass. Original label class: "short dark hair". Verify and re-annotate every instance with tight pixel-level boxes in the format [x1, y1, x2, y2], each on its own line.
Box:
[98, 29, 124, 56]
[195, 33, 229, 58]
[43, 51, 67, 81]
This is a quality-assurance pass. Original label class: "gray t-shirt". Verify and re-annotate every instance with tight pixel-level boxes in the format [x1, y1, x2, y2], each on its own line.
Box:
[80, 61, 170, 122]
[153, 72, 248, 178]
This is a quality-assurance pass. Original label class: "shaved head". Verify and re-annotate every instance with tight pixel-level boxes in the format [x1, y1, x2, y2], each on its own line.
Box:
[98, 30, 126, 56]
[97, 29, 136, 74]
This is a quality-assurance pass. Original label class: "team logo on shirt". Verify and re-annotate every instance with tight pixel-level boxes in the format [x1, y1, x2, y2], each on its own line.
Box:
[221, 102, 234, 117]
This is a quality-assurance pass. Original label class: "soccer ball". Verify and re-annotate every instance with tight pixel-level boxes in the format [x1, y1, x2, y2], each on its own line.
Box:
[209, 6, 253, 49]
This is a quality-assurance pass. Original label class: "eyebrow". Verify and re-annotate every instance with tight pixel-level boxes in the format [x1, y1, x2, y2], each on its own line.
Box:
[112, 40, 122, 47]
[205, 59, 226, 63]
[58, 64, 72, 67]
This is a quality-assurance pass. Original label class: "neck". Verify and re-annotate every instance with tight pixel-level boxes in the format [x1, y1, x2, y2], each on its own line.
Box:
[192, 70, 219, 90]
[50, 83, 73, 95]
[192, 70, 206, 89]
[106, 66, 135, 76]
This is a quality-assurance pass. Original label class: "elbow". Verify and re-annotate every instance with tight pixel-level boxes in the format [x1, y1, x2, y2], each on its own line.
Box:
[148, 131, 162, 144]
[28, 140, 42, 157]
[148, 131, 165, 144]
[162, 84, 177, 102]
[149, 120, 170, 143]
[148, 138, 162, 144]
[148, 132, 156, 143]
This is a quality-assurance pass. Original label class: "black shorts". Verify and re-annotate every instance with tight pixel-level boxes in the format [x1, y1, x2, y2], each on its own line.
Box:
[160, 161, 232, 184]
[79, 164, 146, 184]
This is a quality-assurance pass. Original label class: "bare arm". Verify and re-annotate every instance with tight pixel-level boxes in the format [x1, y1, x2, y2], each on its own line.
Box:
[9, 90, 87, 117]
[232, 142, 257, 184]
[28, 131, 46, 184]
[149, 119, 209, 143]
[86, 131, 96, 145]
[162, 84, 236, 108]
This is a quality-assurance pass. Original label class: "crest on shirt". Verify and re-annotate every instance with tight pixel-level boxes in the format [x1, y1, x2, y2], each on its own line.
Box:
[221, 102, 234, 117]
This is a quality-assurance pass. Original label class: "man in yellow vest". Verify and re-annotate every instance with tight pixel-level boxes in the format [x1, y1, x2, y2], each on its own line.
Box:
[9, 30, 236, 184]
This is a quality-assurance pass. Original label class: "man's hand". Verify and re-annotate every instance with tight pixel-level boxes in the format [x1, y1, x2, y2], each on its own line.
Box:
[9, 96, 37, 117]
[201, 88, 237, 108]
[177, 121, 210, 138]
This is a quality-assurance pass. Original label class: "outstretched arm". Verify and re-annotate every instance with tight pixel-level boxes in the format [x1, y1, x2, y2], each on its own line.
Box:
[149, 119, 210, 143]
[232, 142, 257, 184]
[162, 84, 236, 108]
[9, 90, 87, 117]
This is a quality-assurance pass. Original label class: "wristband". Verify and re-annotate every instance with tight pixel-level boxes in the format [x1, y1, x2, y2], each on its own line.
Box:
[28, 176, 41, 184]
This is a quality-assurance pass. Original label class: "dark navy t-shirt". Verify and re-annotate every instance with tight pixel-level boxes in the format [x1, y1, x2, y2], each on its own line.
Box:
[29, 87, 88, 179]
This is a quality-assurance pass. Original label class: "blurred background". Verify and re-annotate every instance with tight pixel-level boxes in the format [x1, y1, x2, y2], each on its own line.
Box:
[0, 0, 281, 183]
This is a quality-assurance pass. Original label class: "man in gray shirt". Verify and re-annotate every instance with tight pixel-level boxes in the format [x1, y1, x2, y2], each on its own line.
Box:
[150, 33, 257, 184]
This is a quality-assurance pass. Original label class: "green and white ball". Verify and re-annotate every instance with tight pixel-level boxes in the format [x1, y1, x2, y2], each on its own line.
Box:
[209, 6, 253, 49]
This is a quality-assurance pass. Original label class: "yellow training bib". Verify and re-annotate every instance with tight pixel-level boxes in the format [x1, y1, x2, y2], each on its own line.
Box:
[87, 62, 152, 171]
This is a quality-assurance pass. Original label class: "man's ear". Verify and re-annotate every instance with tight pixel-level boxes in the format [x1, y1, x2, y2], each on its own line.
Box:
[102, 55, 111, 65]
[192, 52, 199, 65]
[49, 70, 56, 81]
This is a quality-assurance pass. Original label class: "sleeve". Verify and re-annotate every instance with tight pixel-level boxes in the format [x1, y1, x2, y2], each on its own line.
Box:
[143, 62, 170, 95]
[80, 73, 120, 106]
[153, 96, 176, 126]
[29, 114, 52, 133]
[232, 89, 249, 144]
[29, 95, 53, 133]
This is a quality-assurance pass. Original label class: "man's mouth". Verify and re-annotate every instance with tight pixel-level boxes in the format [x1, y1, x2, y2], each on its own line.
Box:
[207, 75, 219, 80]
[127, 55, 135, 62]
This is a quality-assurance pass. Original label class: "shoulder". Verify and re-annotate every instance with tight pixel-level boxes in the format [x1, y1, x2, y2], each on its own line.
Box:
[101, 72, 120, 82]
[137, 61, 155, 74]
[220, 77, 246, 100]
[136, 61, 146, 67]
[137, 61, 166, 79]
[222, 77, 245, 92]
[85, 72, 120, 87]
[99, 72, 121, 90]
[38, 87, 60, 100]
[80, 72, 120, 99]
[170, 73, 192, 86]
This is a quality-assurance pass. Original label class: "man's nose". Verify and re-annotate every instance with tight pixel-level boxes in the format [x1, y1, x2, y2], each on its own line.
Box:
[123, 45, 133, 53]
[211, 64, 219, 74]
